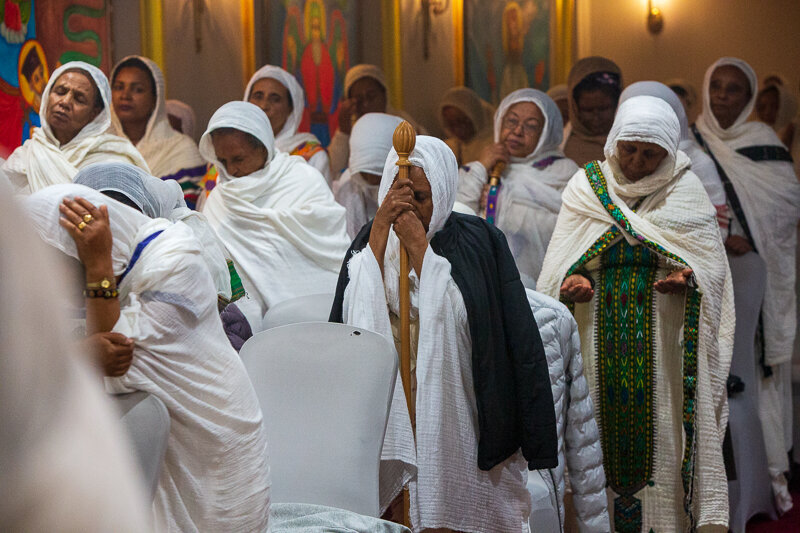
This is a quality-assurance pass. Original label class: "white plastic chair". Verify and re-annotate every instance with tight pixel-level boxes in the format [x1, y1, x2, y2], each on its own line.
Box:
[240, 321, 397, 516]
[111, 391, 170, 501]
[262, 293, 336, 331]
[726, 252, 776, 530]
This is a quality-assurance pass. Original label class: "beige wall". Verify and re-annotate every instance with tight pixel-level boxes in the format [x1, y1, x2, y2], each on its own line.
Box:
[577, 0, 800, 116]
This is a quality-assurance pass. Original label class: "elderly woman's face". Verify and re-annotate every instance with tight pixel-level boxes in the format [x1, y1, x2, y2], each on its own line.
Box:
[616, 140, 668, 182]
[46, 71, 101, 145]
[709, 65, 751, 130]
[211, 130, 268, 178]
[442, 105, 476, 142]
[248, 78, 293, 135]
[409, 165, 434, 232]
[500, 101, 544, 158]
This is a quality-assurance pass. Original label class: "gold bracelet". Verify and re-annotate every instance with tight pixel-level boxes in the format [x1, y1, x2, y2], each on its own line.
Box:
[85, 277, 116, 290]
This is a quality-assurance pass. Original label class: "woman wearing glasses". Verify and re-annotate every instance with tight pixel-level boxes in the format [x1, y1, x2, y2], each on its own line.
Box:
[456, 89, 578, 288]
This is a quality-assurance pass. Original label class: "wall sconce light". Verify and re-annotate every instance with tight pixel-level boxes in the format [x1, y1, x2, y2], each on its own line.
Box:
[422, 0, 449, 59]
[647, 0, 664, 34]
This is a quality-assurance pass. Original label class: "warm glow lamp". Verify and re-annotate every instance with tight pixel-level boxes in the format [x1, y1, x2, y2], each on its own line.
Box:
[647, 0, 664, 34]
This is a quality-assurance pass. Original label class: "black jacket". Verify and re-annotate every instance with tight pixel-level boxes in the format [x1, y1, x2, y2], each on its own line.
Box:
[330, 212, 558, 471]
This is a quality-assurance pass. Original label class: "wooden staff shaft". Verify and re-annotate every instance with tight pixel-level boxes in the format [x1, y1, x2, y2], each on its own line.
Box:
[392, 121, 416, 529]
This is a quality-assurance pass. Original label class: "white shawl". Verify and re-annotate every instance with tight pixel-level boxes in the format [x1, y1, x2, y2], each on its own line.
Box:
[24, 184, 272, 533]
[3, 62, 149, 194]
[620, 81, 727, 207]
[538, 96, 735, 528]
[696, 57, 800, 366]
[342, 136, 531, 532]
[200, 101, 350, 321]
[165, 99, 197, 138]
[457, 88, 578, 288]
[244, 65, 331, 184]
[335, 113, 404, 238]
[110, 56, 205, 180]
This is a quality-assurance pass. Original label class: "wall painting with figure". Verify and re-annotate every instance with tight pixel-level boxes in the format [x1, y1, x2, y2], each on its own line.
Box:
[266, 0, 357, 147]
[464, 0, 550, 106]
[0, 0, 111, 158]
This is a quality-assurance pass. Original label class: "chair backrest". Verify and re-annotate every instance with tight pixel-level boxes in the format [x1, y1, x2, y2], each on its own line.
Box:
[262, 293, 336, 331]
[727, 252, 767, 377]
[240, 322, 397, 516]
[111, 391, 170, 501]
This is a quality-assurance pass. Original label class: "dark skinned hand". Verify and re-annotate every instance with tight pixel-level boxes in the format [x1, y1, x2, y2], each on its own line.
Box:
[369, 177, 414, 274]
[478, 142, 509, 172]
[393, 210, 428, 275]
[337, 98, 357, 135]
[81, 332, 134, 377]
[560, 274, 594, 303]
[654, 268, 694, 294]
[58, 196, 114, 277]
[724, 235, 753, 256]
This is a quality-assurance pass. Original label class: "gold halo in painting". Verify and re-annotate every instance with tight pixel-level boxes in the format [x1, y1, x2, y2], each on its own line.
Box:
[17, 39, 49, 110]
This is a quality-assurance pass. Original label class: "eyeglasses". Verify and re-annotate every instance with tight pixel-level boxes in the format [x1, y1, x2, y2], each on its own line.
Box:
[501, 115, 542, 136]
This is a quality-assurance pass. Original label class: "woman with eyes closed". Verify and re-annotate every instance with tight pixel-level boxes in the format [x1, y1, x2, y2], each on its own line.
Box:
[456, 89, 578, 288]
[539, 95, 734, 531]
[3, 61, 148, 195]
[110, 56, 207, 209]
[199, 101, 350, 332]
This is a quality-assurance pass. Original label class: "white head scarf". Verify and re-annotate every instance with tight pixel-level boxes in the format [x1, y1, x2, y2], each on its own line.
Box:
[696, 57, 759, 140]
[349, 113, 404, 176]
[199, 101, 275, 185]
[3, 61, 149, 194]
[494, 88, 565, 165]
[620, 81, 727, 206]
[110, 56, 204, 179]
[244, 65, 305, 144]
[165, 99, 196, 138]
[73, 162, 185, 218]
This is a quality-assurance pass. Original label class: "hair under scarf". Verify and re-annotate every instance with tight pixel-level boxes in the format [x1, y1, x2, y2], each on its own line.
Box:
[243, 65, 305, 143]
[73, 162, 185, 219]
[199, 101, 275, 184]
[494, 88, 565, 164]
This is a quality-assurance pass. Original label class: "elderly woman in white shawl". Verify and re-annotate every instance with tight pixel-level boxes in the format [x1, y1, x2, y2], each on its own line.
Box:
[328, 64, 426, 175]
[334, 112, 403, 238]
[244, 65, 333, 185]
[110, 56, 207, 208]
[457, 88, 579, 288]
[3, 61, 148, 194]
[24, 183, 271, 532]
[693, 57, 800, 513]
[200, 101, 350, 331]
[538, 95, 734, 531]
[330, 135, 557, 532]
[620, 81, 729, 229]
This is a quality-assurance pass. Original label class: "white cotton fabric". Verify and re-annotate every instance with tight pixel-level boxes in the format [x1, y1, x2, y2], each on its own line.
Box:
[620, 81, 726, 207]
[328, 64, 426, 175]
[200, 101, 350, 323]
[538, 95, 735, 529]
[2, 192, 151, 532]
[244, 65, 332, 184]
[110, 56, 205, 180]
[23, 184, 272, 532]
[526, 289, 609, 532]
[3, 61, 149, 194]
[696, 57, 800, 367]
[73, 162, 233, 301]
[342, 136, 532, 532]
[457, 88, 578, 288]
[165, 99, 197, 138]
[335, 113, 404, 238]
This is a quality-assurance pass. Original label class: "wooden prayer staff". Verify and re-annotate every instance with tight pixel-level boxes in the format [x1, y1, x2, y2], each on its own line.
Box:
[392, 120, 416, 528]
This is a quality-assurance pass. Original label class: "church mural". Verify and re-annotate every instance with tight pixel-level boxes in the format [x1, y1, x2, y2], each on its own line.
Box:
[0, 0, 111, 158]
[464, 0, 550, 106]
[267, 0, 357, 146]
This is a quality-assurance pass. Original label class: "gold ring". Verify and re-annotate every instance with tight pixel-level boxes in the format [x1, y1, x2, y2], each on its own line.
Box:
[77, 221, 87, 230]
[83, 214, 93, 223]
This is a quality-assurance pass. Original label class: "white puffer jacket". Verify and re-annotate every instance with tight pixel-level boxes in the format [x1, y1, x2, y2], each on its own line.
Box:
[527, 289, 610, 532]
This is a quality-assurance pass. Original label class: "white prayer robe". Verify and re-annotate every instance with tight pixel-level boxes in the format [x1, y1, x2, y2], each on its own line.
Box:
[457, 89, 578, 289]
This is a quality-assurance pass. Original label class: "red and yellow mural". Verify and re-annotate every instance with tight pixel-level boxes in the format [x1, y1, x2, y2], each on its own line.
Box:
[0, 0, 111, 158]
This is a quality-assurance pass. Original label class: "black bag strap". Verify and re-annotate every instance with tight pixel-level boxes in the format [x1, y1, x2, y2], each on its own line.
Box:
[736, 145, 793, 163]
